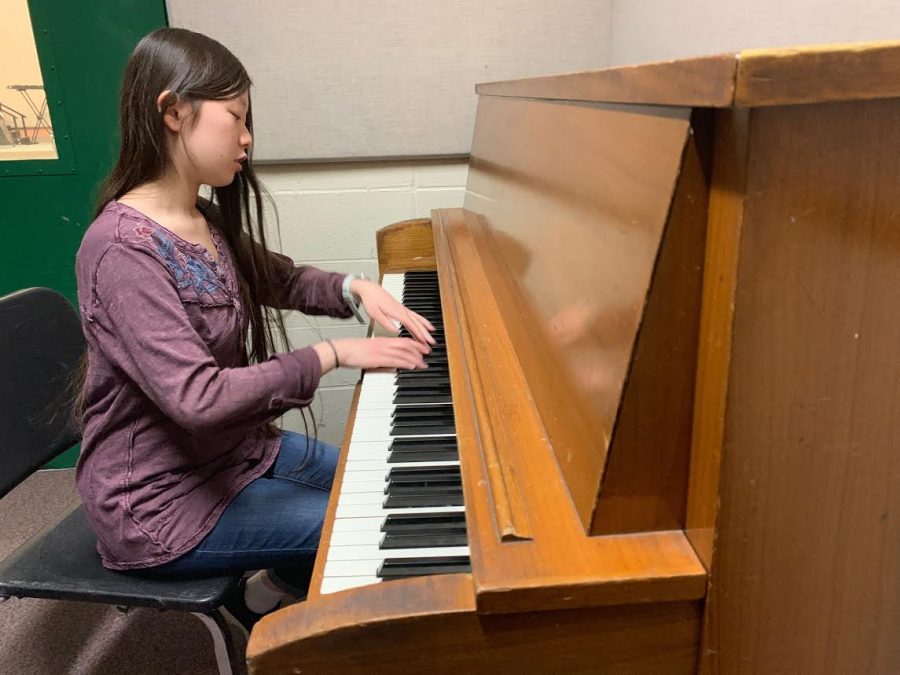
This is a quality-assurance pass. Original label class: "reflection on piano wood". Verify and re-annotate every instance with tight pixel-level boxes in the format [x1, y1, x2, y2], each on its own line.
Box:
[249, 42, 900, 673]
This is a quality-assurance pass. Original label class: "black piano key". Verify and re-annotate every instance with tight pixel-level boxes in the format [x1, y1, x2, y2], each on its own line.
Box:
[391, 417, 455, 428]
[383, 490, 464, 508]
[395, 377, 449, 385]
[397, 375, 450, 391]
[377, 556, 471, 579]
[393, 386, 451, 396]
[380, 532, 468, 549]
[392, 404, 452, 413]
[395, 374, 449, 385]
[394, 388, 452, 398]
[396, 368, 448, 379]
[391, 414, 454, 426]
[393, 402, 453, 414]
[384, 481, 462, 494]
[391, 415, 454, 426]
[387, 438, 459, 462]
[386, 467, 461, 480]
[387, 466, 461, 480]
[394, 381, 450, 390]
[390, 424, 456, 436]
[391, 418, 455, 430]
[388, 448, 458, 462]
[390, 437, 458, 450]
[393, 393, 452, 405]
[385, 481, 462, 495]
[385, 480, 461, 492]
[393, 392, 452, 401]
[381, 512, 467, 533]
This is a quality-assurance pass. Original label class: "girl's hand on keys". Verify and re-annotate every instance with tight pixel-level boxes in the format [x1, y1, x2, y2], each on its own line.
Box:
[329, 337, 430, 371]
[351, 279, 436, 346]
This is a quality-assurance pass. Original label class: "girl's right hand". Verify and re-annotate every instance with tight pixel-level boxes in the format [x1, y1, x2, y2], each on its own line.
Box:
[331, 337, 430, 371]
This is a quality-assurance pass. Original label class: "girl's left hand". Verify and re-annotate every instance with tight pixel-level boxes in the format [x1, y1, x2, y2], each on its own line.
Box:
[352, 279, 436, 346]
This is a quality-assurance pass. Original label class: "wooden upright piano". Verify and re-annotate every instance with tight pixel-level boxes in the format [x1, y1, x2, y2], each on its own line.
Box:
[248, 43, 900, 673]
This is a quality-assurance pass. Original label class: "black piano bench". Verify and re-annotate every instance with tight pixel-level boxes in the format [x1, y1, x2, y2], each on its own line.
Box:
[0, 287, 245, 675]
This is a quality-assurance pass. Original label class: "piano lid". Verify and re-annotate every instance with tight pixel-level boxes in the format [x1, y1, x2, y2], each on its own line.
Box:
[460, 93, 698, 534]
[475, 40, 900, 108]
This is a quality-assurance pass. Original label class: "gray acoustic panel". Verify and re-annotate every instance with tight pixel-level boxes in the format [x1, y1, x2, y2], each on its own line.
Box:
[609, 0, 900, 66]
[166, 1, 611, 161]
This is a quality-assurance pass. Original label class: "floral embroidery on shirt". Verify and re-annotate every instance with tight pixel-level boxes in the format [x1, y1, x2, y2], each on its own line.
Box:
[133, 224, 154, 239]
[149, 229, 224, 300]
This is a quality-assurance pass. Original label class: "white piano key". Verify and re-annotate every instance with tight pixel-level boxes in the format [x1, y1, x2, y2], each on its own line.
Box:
[360, 372, 398, 386]
[346, 441, 391, 459]
[352, 406, 399, 419]
[320, 576, 380, 595]
[382, 273, 405, 285]
[331, 516, 384, 533]
[339, 480, 387, 494]
[330, 529, 384, 547]
[324, 559, 385, 577]
[338, 492, 388, 506]
[341, 469, 389, 483]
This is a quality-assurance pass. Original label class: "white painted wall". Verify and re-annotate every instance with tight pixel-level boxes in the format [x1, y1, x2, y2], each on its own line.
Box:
[257, 160, 468, 445]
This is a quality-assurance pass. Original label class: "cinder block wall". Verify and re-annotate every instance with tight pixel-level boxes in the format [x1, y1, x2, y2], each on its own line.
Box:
[256, 159, 468, 445]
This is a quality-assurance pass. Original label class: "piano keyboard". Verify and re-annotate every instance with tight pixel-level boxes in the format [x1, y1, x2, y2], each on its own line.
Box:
[321, 271, 471, 595]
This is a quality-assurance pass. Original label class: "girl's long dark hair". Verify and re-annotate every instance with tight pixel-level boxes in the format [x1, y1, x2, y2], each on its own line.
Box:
[74, 27, 292, 435]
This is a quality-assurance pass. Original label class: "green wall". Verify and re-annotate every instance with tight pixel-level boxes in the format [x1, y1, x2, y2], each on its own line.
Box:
[1, 0, 168, 468]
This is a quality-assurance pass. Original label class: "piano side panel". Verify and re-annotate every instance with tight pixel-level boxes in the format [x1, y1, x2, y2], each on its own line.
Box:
[701, 98, 900, 673]
[592, 121, 710, 535]
[463, 94, 691, 530]
[374, 217, 436, 277]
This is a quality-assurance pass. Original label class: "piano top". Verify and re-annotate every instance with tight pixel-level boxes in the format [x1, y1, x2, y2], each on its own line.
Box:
[475, 40, 900, 108]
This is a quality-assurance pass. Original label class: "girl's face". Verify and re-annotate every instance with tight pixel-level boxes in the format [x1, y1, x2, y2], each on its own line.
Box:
[165, 91, 252, 187]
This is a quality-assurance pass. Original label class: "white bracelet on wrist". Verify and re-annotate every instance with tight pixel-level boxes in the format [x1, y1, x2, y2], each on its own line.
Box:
[342, 273, 367, 324]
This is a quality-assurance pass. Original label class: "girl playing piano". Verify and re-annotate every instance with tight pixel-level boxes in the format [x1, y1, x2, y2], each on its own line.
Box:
[73, 26, 434, 631]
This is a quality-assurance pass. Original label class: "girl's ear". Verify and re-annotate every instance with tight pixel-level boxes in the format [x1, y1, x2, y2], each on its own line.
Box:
[157, 90, 189, 133]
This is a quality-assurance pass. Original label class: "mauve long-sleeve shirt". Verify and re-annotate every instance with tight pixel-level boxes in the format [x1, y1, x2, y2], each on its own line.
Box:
[75, 200, 351, 570]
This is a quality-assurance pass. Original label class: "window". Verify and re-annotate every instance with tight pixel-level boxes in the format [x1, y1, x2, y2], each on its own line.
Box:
[0, 0, 58, 161]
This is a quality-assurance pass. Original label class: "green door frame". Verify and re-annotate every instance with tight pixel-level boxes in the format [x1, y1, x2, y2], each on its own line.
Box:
[1, 0, 168, 468]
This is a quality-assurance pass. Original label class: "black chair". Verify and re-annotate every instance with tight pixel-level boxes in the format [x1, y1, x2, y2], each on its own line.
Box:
[0, 287, 245, 674]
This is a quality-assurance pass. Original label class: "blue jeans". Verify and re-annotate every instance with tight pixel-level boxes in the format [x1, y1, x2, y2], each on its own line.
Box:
[142, 430, 338, 594]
